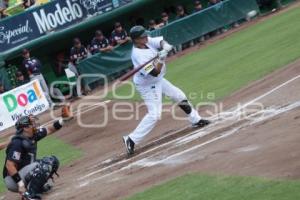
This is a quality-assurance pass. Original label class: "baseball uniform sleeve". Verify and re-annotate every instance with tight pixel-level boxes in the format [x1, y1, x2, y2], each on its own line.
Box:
[34, 128, 48, 141]
[7, 140, 23, 164]
[147, 36, 164, 50]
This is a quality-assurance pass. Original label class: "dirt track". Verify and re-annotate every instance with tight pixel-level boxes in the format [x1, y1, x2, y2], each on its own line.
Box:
[2, 3, 300, 200]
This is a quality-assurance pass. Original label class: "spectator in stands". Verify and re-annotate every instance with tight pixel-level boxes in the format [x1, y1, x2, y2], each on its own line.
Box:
[69, 37, 91, 95]
[208, 0, 221, 7]
[175, 5, 188, 19]
[193, 0, 203, 13]
[22, 48, 53, 105]
[111, 22, 131, 46]
[15, 71, 29, 87]
[0, 83, 5, 94]
[148, 19, 157, 31]
[90, 30, 113, 55]
[0, 0, 9, 19]
[23, 0, 35, 9]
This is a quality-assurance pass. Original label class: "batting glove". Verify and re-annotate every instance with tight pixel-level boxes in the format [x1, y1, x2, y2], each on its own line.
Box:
[158, 50, 168, 62]
[162, 41, 173, 52]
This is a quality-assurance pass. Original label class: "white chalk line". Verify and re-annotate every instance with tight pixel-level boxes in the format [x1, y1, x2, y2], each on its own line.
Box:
[42, 100, 111, 126]
[79, 100, 300, 187]
[76, 74, 300, 187]
[135, 101, 300, 166]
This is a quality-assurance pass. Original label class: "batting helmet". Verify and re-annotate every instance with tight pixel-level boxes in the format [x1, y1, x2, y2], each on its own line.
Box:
[129, 26, 148, 40]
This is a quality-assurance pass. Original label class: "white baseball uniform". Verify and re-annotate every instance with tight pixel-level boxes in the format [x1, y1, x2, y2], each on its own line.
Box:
[128, 36, 201, 144]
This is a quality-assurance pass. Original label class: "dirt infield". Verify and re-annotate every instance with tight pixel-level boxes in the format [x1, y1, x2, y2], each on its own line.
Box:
[4, 58, 299, 200]
[43, 59, 300, 200]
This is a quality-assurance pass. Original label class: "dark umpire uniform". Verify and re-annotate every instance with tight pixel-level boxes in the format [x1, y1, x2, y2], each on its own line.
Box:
[3, 116, 61, 200]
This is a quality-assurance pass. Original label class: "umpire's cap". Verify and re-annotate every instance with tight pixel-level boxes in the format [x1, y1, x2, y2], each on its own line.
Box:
[130, 26, 148, 40]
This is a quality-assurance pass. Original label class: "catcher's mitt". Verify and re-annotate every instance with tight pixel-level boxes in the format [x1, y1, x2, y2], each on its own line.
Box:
[61, 105, 73, 121]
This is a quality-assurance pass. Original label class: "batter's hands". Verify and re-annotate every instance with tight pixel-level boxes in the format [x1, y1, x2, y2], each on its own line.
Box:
[158, 50, 168, 62]
[162, 41, 173, 52]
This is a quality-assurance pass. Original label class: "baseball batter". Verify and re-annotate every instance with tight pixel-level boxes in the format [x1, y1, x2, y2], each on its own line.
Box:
[123, 26, 210, 156]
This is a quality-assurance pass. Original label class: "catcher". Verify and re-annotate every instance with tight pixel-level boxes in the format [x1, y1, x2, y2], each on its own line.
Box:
[3, 106, 72, 200]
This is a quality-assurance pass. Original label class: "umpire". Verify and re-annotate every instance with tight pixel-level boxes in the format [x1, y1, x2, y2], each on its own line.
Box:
[3, 115, 65, 200]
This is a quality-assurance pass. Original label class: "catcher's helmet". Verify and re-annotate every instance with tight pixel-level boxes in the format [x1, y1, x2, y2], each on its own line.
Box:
[129, 26, 148, 40]
[15, 116, 32, 130]
[15, 115, 38, 131]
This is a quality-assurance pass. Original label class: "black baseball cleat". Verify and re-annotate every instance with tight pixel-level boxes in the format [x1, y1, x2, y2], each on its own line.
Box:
[123, 136, 135, 156]
[192, 119, 211, 128]
[21, 192, 42, 200]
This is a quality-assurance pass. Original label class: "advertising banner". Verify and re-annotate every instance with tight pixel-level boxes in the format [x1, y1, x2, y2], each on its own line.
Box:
[0, 80, 50, 132]
[0, 0, 132, 52]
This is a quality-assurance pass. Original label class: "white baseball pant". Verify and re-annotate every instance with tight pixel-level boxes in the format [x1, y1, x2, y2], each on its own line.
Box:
[129, 78, 201, 144]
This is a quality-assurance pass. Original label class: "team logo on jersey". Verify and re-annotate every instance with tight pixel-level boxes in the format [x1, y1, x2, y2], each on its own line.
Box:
[12, 151, 21, 161]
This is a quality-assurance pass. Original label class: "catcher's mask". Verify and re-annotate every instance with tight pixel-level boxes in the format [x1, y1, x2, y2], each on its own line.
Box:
[15, 115, 40, 134]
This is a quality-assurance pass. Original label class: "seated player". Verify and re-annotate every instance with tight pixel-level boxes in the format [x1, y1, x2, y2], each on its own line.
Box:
[175, 5, 188, 19]
[193, 0, 203, 13]
[15, 71, 29, 87]
[90, 30, 113, 55]
[68, 37, 91, 95]
[111, 22, 131, 46]
[148, 19, 157, 31]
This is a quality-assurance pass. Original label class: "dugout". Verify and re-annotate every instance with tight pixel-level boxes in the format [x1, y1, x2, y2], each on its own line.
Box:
[0, 0, 201, 90]
[0, 0, 259, 91]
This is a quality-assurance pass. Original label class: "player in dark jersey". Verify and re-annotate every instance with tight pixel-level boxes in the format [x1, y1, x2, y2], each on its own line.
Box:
[3, 115, 64, 200]
[111, 22, 131, 46]
[90, 30, 113, 55]
[68, 38, 91, 95]
[69, 38, 88, 65]
[22, 49, 53, 105]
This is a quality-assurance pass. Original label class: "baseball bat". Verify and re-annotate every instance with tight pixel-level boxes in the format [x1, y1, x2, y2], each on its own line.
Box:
[118, 56, 158, 82]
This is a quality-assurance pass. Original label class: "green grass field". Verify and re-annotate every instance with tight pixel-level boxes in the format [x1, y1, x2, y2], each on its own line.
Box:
[109, 6, 300, 105]
[127, 174, 300, 200]
[0, 136, 82, 193]
[124, 4, 300, 200]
